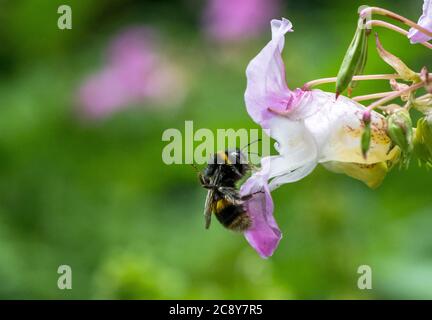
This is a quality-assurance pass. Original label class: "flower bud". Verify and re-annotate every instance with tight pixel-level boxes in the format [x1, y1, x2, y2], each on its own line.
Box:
[412, 94, 432, 114]
[336, 18, 369, 98]
[386, 109, 413, 155]
[413, 136, 431, 166]
[359, 110, 372, 158]
[361, 121, 371, 159]
[362, 110, 371, 125]
[421, 67, 432, 94]
[414, 115, 432, 158]
[422, 115, 432, 149]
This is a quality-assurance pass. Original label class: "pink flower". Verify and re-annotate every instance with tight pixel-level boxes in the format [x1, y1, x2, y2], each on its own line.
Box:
[241, 18, 399, 257]
[77, 27, 186, 119]
[240, 157, 280, 259]
[408, 0, 432, 43]
[203, 0, 280, 42]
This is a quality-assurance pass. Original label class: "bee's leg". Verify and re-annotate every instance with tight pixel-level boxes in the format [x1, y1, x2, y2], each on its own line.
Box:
[202, 184, 218, 189]
[199, 173, 209, 186]
[217, 186, 238, 195]
[217, 187, 242, 203]
[240, 191, 265, 201]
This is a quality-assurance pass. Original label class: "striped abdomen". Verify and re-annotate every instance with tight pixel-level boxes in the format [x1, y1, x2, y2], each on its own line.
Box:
[215, 199, 251, 232]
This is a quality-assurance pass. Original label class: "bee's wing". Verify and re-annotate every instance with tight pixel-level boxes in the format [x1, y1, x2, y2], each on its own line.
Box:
[204, 165, 222, 229]
[218, 187, 241, 203]
[204, 189, 214, 229]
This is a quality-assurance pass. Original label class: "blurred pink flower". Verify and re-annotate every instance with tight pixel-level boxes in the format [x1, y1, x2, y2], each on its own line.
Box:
[77, 27, 186, 119]
[203, 0, 280, 42]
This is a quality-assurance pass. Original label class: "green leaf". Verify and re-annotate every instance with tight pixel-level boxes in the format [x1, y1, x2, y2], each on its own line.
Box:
[375, 33, 420, 82]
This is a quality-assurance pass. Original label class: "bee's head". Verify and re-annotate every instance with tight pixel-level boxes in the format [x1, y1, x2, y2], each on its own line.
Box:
[201, 149, 249, 179]
[226, 148, 248, 166]
[225, 149, 250, 179]
[210, 149, 246, 166]
[200, 152, 223, 182]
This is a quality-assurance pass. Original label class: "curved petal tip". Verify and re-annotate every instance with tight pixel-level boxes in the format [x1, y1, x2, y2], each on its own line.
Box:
[240, 174, 282, 259]
[245, 222, 282, 259]
[270, 17, 293, 35]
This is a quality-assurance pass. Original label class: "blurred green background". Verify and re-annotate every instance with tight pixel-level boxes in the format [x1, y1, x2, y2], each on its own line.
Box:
[0, 0, 430, 299]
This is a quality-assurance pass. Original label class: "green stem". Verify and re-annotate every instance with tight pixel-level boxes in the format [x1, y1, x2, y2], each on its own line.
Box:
[352, 91, 394, 102]
[366, 81, 426, 112]
[303, 74, 401, 90]
[361, 7, 432, 39]
[366, 20, 432, 50]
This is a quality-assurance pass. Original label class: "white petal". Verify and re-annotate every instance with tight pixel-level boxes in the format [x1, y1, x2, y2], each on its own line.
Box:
[266, 115, 319, 178]
[269, 161, 317, 191]
[303, 90, 395, 164]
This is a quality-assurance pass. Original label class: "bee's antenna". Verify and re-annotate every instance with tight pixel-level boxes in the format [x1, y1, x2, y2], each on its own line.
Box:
[247, 151, 261, 157]
[241, 138, 262, 153]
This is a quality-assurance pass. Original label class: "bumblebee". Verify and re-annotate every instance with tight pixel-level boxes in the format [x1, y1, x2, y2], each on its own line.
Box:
[199, 149, 252, 232]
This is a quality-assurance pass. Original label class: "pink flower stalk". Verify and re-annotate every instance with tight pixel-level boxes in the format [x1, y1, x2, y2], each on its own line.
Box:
[408, 0, 432, 43]
[203, 0, 280, 42]
[77, 27, 186, 119]
[241, 18, 398, 258]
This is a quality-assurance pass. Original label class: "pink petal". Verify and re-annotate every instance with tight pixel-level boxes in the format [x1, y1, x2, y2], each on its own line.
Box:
[78, 67, 131, 118]
[244, 18, 305, 128]
[76, 26, 187, 119]
[107, 27, 157, 67]
[408, 0, 432, 43]
[240, 158, 281, 258]
[203, 0, 280, 42]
